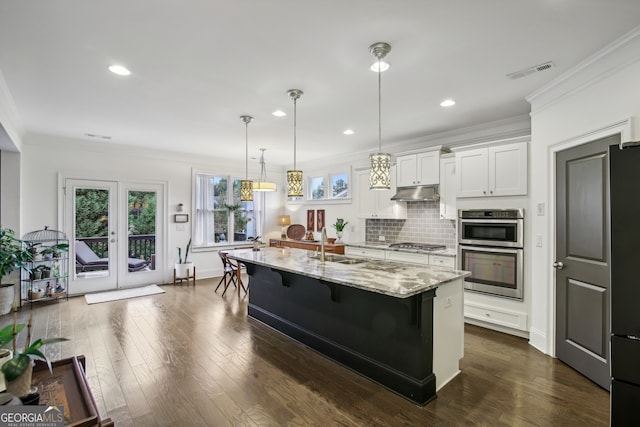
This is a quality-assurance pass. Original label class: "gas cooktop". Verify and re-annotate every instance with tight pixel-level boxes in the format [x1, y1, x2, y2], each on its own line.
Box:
[388, 242, 446, 251]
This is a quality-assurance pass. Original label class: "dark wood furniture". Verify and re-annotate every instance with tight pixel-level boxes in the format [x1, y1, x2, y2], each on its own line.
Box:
[269, 238, 345, 254]
[32, 355, 114, 427]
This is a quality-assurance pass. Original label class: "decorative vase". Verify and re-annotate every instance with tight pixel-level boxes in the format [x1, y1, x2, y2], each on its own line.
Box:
[0, 284, 15, 315]
[336, 231, 344, 243]
[175, 262, 193, 279]
[6, 363, 33, 398]
[0, 349, 12, 392]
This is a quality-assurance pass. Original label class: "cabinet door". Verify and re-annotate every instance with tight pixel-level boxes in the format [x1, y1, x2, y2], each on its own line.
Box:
[396, 154, 417, 187]
[489, 142, 527, 196]
[456, 148, 488, 198]
[416, 151, 439, 185]
[377, 166, 407, 219]
[439, 156, 457, 220]
[357, 169, 377, 218]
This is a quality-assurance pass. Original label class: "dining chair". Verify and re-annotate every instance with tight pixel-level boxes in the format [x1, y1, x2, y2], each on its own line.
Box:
[216, 251, 238, 296]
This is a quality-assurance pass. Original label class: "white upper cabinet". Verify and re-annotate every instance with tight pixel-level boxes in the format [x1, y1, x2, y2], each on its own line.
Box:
[456, 141, 527, 198]
[397, 151, 440, 187]
[439, 154, 457, 220]
[357, 166, 407, 219]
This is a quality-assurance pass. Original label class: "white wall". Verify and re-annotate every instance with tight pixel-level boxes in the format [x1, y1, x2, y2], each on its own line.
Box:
[527, 27, 640, 354]
[21, 134, 285, 282]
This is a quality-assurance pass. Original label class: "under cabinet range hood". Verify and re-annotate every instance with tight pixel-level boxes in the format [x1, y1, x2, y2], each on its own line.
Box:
[390, 185, 439, 201]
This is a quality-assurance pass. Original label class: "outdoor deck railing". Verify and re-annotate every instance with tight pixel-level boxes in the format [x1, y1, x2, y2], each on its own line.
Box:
[77, 235, 155, 262]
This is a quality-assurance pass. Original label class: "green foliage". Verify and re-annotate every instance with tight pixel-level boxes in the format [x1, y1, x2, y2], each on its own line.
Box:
[331, 218, 349, 232]
[312, 186, 325, 199]
[74, 189, 109, 238]
[0, 228, 32, 279]
[128, 191, 157, 235]
[177, 238, 192, 264]
[0, 322, 68, 382]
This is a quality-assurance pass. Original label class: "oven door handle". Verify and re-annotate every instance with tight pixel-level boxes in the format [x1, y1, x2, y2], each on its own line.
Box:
[458, 219, 522, 224]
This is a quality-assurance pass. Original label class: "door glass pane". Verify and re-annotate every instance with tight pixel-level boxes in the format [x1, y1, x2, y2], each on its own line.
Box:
[75, 188, 110, 277]
[128, 191, 156, 272]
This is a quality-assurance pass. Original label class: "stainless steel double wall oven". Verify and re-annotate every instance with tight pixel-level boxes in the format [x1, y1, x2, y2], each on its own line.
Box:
[458, 209, 524, 300]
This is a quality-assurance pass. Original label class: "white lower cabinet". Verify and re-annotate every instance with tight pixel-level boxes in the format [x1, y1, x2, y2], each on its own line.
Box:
[345, 246, 386, 259]
[371, 250, 455, 267]
[463, 300, 528, 332]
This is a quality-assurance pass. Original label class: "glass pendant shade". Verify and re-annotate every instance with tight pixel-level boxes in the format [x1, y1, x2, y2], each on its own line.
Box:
[369, 152, 391, 189]
[253, 181, 277, 192]
[240, 179, 254, 201]
[287, 169, 303, 198]
[253, 148, 277, 192]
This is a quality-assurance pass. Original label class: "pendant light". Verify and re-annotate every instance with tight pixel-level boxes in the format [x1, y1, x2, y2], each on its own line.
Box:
[253, 148, 277, 192]
[286, 89, 304, 198]
[239, 115, 254, 201]
[368, 42, 392, 190]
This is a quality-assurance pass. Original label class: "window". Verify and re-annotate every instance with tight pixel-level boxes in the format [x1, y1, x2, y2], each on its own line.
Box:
[309, 176, 325, 200]
[194, 173, 261, 247]
[305, 172, 350, 201]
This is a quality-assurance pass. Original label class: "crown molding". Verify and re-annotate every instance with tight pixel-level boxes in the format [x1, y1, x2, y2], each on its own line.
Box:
[527, 25, 640, 114]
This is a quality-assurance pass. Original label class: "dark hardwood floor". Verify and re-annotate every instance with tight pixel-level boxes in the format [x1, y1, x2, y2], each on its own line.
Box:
[9, 278, 609, 426]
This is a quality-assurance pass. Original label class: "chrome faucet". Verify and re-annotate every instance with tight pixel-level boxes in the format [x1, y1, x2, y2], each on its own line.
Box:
[320, 227, 328, 262]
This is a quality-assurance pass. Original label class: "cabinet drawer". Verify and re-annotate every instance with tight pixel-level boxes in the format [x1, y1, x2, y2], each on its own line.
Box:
[385, 251, 429, 265]
[429, 255, 455, 268]
[345, 247, 385, 259]
[464, 302, 527, 331]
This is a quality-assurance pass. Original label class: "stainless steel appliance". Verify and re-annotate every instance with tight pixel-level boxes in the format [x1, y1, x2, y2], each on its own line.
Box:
[388, 242, 446, 251]
[458, 209, 524, 300]
[610, 143, 640, 424]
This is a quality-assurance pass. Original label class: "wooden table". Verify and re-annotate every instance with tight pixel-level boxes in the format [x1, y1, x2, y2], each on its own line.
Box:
[32, 355, 114, 427]
[269, 238, 345, 254]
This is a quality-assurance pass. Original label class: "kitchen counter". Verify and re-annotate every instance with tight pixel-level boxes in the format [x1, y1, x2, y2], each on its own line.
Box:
[227, 247, 467, 405]
[227, 247, 468, 298]
[347, 242, 457, 257]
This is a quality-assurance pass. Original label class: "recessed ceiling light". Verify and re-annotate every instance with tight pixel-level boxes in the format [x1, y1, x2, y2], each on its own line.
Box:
[108, 65, 131, 76]
[272, 110, 286, 117]
[343, 129, 355, 135]
[370, 61, 390, 72]
[440, 99, 456, 107]
[85, 133, 112, 140]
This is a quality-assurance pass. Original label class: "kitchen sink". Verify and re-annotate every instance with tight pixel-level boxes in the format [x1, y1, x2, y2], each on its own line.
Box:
[336, 258, 366, 265]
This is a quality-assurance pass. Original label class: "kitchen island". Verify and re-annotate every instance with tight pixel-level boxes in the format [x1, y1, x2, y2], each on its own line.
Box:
[227, 247, 470, 405]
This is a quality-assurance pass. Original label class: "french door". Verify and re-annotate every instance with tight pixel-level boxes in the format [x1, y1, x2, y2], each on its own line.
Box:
[64, 178, 165, 294]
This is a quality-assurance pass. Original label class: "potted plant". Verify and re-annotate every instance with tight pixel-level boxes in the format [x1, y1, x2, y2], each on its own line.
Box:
[0, 228, 33, 315]
[175, 238, 192, 278]
[331, 218, 349, 243]
[0, 313, 68, 397]
[248, 235, 262, 252]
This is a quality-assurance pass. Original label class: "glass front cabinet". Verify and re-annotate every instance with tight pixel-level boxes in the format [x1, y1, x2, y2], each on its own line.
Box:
[21, 227, 69, 307]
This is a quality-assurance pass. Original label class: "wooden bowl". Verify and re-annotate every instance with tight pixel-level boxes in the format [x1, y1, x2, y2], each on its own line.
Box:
[327, 238, 337, 244]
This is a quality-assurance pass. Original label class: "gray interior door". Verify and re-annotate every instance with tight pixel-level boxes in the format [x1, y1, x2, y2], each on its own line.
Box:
[555, 134, 617, 390]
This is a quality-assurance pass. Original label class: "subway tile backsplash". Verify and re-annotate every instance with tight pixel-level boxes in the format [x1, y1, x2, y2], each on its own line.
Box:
[365, 201, 457, 248]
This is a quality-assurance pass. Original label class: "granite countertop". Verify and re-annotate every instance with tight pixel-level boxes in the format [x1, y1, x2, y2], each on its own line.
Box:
[347, 242, 457, 257]
[227, 247, 469, 299]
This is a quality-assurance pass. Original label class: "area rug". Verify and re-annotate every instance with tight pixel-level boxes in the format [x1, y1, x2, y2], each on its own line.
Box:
[84, 284, 165, 305]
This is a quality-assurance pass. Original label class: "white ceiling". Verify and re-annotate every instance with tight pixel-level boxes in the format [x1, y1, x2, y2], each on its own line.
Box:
[1, 1, 639, 165]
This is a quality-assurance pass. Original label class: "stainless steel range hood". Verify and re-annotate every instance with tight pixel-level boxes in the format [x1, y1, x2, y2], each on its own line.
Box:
[390, 185, 439, 201]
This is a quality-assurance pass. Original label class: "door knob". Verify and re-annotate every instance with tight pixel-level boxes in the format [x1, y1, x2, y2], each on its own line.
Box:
[553, 261, 564, 270]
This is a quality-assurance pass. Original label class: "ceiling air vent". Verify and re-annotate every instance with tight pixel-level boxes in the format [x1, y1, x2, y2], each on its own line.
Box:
[506, 61, 555, 80]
